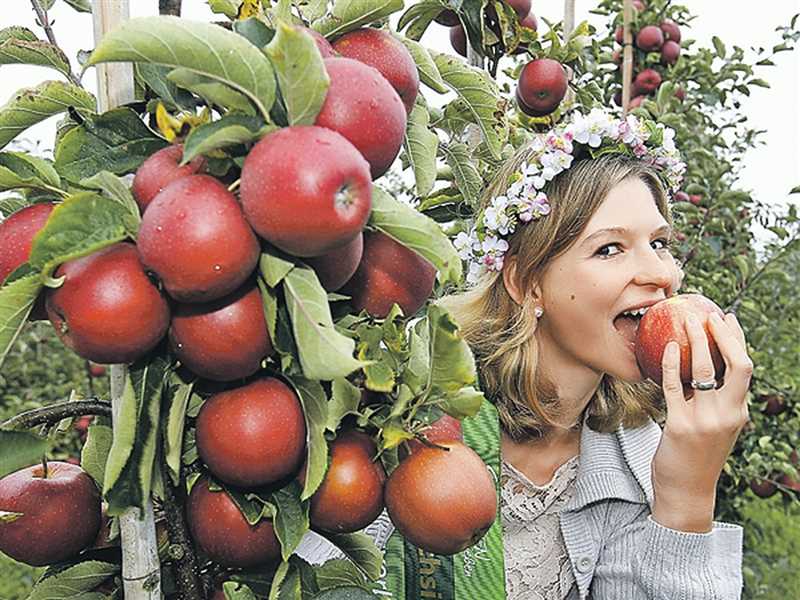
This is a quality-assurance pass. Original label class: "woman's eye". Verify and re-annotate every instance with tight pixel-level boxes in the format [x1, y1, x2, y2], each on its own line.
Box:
[596, 243, 621, 257]
[652, 237, 670, 251]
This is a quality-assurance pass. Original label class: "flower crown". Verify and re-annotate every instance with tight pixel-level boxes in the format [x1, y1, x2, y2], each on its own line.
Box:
[453, 108, 686, 285]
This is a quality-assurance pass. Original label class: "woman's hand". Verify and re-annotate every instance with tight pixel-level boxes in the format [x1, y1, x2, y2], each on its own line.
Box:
[650, 311, 753, 532]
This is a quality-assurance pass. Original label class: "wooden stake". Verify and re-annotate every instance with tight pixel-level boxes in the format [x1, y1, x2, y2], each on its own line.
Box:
[563, 0, 576, 106]
[622, 0, 634, 114]
[92, 2, 162, 598]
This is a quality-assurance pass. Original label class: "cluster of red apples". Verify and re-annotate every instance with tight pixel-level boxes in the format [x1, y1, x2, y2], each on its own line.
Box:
[612, 2, 684, 109]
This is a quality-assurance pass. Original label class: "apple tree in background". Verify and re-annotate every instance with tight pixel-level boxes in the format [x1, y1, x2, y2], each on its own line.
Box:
[0, 0, 799, 599]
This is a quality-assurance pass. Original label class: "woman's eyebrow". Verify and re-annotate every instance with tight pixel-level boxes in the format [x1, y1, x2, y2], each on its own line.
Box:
[579, 224, 672, 248]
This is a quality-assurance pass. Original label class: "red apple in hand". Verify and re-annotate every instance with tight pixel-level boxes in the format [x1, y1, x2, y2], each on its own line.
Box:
[0, 461, 102, 566]
[634, 294, 726, 386]
[309, 430, 386, 533]
[385, 441, 497, 555]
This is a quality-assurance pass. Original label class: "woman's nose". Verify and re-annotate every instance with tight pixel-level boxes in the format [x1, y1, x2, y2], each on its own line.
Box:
[633, 248, 673, 289]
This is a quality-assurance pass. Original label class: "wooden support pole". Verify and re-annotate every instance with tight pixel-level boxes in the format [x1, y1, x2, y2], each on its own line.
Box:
[622, 0, 634, 114]
[563, 0, 576, 106]
[92, 2, 162, 598]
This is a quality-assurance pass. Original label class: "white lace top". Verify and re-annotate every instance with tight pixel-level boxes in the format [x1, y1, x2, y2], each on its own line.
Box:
[501, 455, 580, 600]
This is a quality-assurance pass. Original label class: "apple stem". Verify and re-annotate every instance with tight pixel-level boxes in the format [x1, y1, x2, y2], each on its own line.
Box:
[227, 178, 241, 193]
[41, 455, 49, 479]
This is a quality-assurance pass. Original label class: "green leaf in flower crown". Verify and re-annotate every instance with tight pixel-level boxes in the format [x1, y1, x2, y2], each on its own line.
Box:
[182, 114, 271, 164]
[432, 50, 508, 160]
[283, 265, 367, 381]
[28, 192, 133, 278]
[0, 274, 42, 370]
[54, 107, 168, 183]
[286, 376, 329, 501]
[0, 151, 62, 195]
[266, 21, 330, 127]
[0, 36, 73, 80]
[0, 430, 48, 479]
[426, 304, 477, 396]
[103, 354, 170, 515]
[270, 480, 309, 560]
[167, 68, 257, 115]
[313, 0, 405, 39]
[320, 531, 383, 581]
[26, 561, 119, 600]
[396, 34, 448, 94]
[86, 16, 276, 121]
[369, 186, 462, 285]
[441, 141, 482, 209]
[403, 102, 438, 198]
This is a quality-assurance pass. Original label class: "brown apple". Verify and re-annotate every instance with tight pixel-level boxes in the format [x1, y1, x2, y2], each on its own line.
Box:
[761, 394, 787, 416]
[634, 294, 726, 386]
[385, 442, 497, 555]
[131, 144, 206, 213]
[435, 9, 460, 26]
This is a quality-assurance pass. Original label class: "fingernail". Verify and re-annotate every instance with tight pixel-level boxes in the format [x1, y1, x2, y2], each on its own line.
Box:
[686, 314, 699, 326]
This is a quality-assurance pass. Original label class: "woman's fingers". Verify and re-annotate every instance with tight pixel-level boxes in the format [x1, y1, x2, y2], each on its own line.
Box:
[684, 313, 716, 392]
[707, 312, 754, 401]
[661, 341, 687, 413]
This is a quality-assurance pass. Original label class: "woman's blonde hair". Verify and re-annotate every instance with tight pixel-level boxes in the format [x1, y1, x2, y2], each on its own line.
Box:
[439, 145, 671, 440]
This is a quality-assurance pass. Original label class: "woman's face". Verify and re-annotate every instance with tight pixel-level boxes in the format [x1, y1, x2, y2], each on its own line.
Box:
[535, 177, 676, 382]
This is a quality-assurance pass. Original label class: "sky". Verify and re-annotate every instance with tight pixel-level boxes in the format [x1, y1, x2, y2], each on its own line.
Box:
[1, 0, 798, 222]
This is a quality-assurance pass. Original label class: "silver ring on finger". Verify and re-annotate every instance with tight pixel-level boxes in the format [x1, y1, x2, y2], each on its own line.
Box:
[690, 378, 717, 391]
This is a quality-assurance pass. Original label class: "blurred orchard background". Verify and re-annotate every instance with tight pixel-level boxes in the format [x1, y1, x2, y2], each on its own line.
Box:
[0, 0, 799, 598]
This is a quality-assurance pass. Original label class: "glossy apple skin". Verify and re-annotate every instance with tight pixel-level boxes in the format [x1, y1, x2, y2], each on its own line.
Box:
[517, 58, 568, 116]
[661, 40, 681, 66]
[186, 477, 280, 568]
[634, 68, 662, 94]
[137, 174, 260, 303]
[315, 57, 407, 180]
[634, 294, 726, 386]
[298, 26, 335, 58]
[310, 431, 386, 533]
[332, 28, 420, 114]
[660, 19, 682, 44]
[0, 461, 101, 566]
[196, 377, 307, 488]
[341, 230, 436, 318]
[305, 233, 364, 292]
[0, 202, 55, 284]
[636, 25, 665, 52]
[240, 126, 371, 257]
[131, 145, 206, 213]
[46, 243, 170, 364]
[404, 414, 463, 455]
[169, 281, 273, 381]
[450, 25, 467, 56]
[385, 442, 497, 555]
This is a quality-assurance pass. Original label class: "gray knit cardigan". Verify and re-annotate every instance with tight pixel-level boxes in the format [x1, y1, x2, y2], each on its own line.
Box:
[564, 417, 743, 599]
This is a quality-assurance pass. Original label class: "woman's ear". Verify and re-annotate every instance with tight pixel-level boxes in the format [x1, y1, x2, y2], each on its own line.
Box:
[502, 255, 524, 305]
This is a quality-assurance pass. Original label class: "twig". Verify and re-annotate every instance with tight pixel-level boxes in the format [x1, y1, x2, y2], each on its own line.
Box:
[158, 0, 183, 16]
[1, 398, 112, 430]
[30, 0, 82, 87]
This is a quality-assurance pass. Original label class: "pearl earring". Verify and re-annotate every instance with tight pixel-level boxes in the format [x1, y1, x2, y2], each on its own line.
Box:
[534, 306, 544, 318]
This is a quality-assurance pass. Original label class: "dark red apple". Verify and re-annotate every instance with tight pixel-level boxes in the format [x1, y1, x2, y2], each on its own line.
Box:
[195, 377, 306, 488]
[0, 461, 101, 566]
[305, 233, 364, 291]
[309, 430, 386, 533]
[615, 26, 624, 45]
[661, 40, 681, 65]
[516, 58, 568, 117]
[634, 294, 726, 386]
[137, 174, 259, 303]
[341, 230, 436, 318]
[505, 0, 532, 19]
[332, 29, 419, 114]
[297, 25, 335, 58]
[636, 25, 664, 52]
[634, 68, 662, 94]
[404, 414, 463, 455]
[186, 477, 280, 568]
[46, 243, 170, 364]
[131, 145, 206, 213]
[450, 25, 467, 57]
[240, 126, 371, 257]
[435, 9, 460, 26]
[761, 394, 787, 416]
[628, 95, 647, 109]
[0, 202, 55, 284]
[168, 281, 273, 381]
[749, 478, 778, 498]
[385, 442, 497, 555]
[660, 19, 681, 44]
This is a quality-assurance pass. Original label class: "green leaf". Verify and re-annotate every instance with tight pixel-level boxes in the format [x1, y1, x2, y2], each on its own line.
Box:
[27, 561, 119, 600]
[432, 51, 508, 160]
[314, 559, 367, 591]
[79, 170, 141, 234]
[183, 113, 269, 163]
[286, 376, 329, 500]
[313, 0, 405, 39]
[403, 103, 438, 198]
[0, 195, 29, 217]
[271, 480, 309, 560]
[233, 17, 275, 49]
[28, 192, 132, 278]
[63, 0, 93, 12]
[297, 0, 330, 22]
[136, 63, 198, 111]
[321, 532, 383, 581]
[369, 186, 462, 285]
[0, 81, 97, 148]
[441, 141, 482, 208]
[397, 1, 442, 42]
[312, 587, 377, 600]
[284, 266, 366, 381]
[0, 430, 48, 479]
[328, 378, 362, 432]
[0, 27, 38, 44]
[712, 36, 726, 59]
[426, 304, 477, 395]
[265, 21, 330, 126]
[396, 34, 448, 94]
[54, 107, 167, 183]
[163, 379, 194, 486]
[434, 385, 484, 419]
[223, 581, 259, 600]
[103, 354, 170, 515]
[168, 68, 257, 115]
[208, 0, 243, 18]
[270, 560, 301, 600]
[0, 38, 72, 79]
[81, 424, 113, 488]
[0, 274, 42, 370]
[86, 16, 276, 121]
[749, 78, 770, 88]
[260, 249, 297, 288]
[0, 151, 62, 194]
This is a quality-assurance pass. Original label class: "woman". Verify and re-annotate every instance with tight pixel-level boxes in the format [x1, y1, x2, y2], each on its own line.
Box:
[443, 109, 751, 598]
